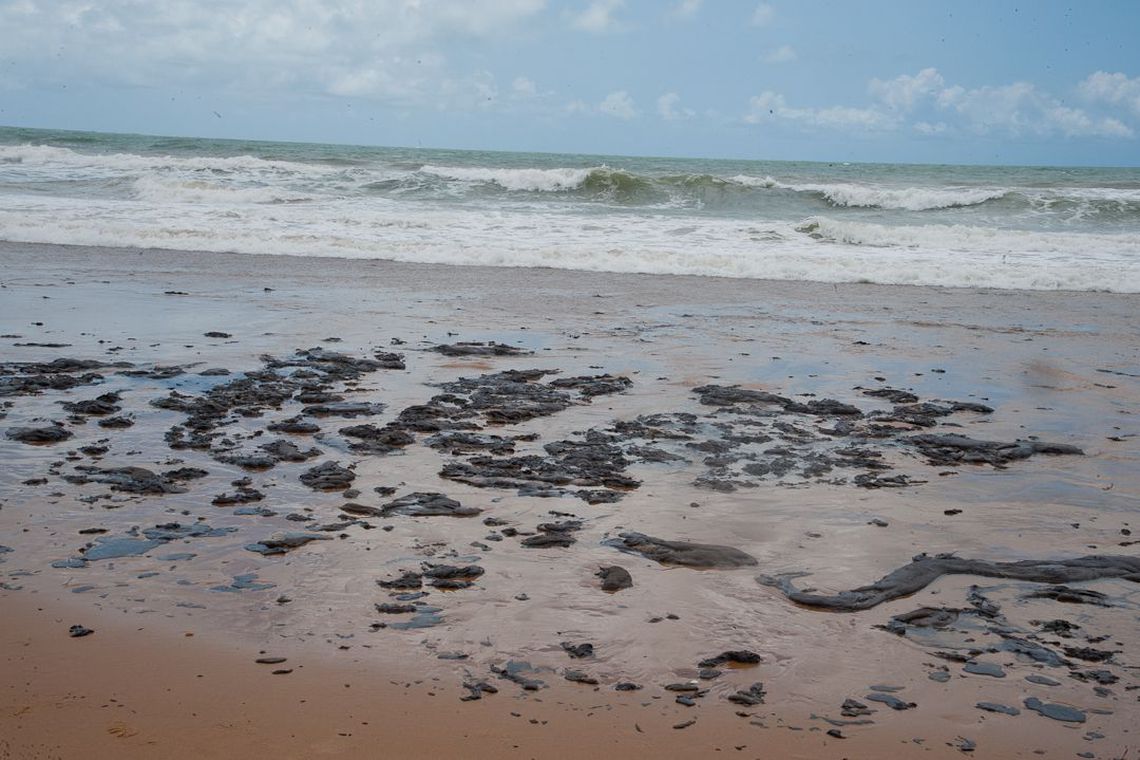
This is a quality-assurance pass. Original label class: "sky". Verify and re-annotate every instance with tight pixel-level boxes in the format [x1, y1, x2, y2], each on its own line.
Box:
[1, 0, 1139, 166]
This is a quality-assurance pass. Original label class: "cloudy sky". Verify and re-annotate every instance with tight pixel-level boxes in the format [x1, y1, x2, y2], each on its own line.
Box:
[2, 0, 1138, 165]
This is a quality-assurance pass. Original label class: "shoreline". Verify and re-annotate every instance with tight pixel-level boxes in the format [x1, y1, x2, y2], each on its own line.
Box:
[2, 240, 1138, 758]
[4, 239, 1138, 298]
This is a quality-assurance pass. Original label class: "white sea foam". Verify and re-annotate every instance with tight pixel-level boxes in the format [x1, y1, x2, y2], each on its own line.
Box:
[795, 215, 1140, 256]
[1, 194, 1137, 292]
[418, 164, 595, 192]
[130, 175, 315, 204]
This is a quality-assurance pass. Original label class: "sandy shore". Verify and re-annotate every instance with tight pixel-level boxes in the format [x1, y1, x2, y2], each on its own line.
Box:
[1, 242, 1138, 759]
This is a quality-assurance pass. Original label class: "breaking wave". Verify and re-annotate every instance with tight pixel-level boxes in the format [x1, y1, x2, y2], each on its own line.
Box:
[732, 175, 1009, 210]
[2, 129, 1139, 292]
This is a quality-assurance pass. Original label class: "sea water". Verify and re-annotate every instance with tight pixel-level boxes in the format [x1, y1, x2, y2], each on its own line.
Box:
[1, 126, 1138, 291]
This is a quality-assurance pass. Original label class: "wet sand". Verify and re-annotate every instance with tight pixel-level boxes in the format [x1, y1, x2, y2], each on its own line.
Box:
[1, 242, 1138, 759]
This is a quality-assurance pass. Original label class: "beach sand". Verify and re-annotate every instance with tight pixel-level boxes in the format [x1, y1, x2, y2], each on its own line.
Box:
[1, 242, 1137, 759]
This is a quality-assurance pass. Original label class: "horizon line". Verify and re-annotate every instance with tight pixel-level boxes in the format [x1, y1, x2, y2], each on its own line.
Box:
[2, 121, 1138, 172]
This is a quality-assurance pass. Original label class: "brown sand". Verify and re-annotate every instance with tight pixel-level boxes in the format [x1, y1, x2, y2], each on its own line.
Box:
[1, 242, 1138, 759]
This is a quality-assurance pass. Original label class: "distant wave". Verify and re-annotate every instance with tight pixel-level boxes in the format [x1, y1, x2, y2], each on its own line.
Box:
[6, 145, 1137, 218]
[0, 144, 337, 177]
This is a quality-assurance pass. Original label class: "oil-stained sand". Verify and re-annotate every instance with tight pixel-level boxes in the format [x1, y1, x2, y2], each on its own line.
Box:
[1, 242, 1138, 759]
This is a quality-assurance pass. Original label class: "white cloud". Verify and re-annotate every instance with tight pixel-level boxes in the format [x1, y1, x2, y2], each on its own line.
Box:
[1100, 117, 1133, 137]
[657, 92, 695, 120]
[870, 67, 945, 111]
[745, 91, 897, 131]
[751, 3, 774, 26]
[1045, 106, 1132, 138]
[1079, 71, 1140, 115]
[763, 45, 796, 64]
[563, 90, 639, 119]
[599, 90, 637, 119]
[570, 0, 623, 33]
[937, 80, 1133, 138]
[0, 0, 546, 104]
[329, 68, 404, 99]
[752, 67, 1135, 139]
[913, 121, 948, 136]
[471, 71, 500, 107]
[744, 92, 780, 120]
[811, 105, 896, 131]
[438, 70, 500, 111]
[667, 0, 702, 20]
[863, 68, 1136, 139]
[512, 76, 537, 97]
[745, 69, 1135, 139]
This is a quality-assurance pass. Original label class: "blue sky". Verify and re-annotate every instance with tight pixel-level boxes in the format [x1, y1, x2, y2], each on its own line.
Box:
[2, 0, 1139, 165]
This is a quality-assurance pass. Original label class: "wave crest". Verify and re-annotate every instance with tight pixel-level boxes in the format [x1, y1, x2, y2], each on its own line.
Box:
[810, 184, 1008, 211]
[731, 175, 1008, 210]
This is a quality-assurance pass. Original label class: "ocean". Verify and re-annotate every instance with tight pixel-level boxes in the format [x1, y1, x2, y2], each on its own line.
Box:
[2, 125, 1138, 292]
